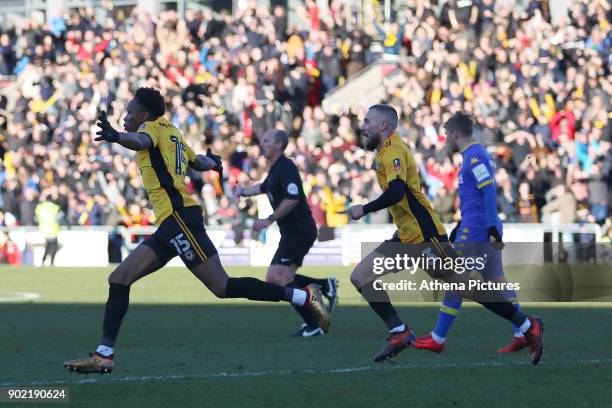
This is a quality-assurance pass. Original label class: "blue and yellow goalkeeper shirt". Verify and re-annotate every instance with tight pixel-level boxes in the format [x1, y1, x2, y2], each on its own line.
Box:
[137, 117, 199, 225]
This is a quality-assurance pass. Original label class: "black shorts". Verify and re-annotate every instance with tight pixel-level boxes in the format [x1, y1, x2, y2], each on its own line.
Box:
[376, 233, 449, 251]
[271, 228, 317, 267]
[373, 233, 452, 277]
[142, 206, 218, 269]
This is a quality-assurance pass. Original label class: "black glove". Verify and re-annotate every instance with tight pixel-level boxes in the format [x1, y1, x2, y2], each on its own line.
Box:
[95, 111, 120, 143]
[206, 148, 223, 174]
[487, 226, 504, 250]
[449, 222, 460, 244]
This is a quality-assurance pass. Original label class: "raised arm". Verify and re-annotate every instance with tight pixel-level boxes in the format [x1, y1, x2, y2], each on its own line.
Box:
[95, 112, 153, 151]
[236, 184, 263, 197]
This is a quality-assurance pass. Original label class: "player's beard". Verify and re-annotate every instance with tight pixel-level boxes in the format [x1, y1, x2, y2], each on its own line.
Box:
[447, 137, 457, 153]
[364, 132, 381, 151]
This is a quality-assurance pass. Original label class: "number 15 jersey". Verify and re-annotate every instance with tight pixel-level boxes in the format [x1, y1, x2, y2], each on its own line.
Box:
[137, 117, 199, 225]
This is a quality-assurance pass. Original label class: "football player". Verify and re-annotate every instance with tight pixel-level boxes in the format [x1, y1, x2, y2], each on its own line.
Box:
[414, 112, 527, 353]
[63, 88, 329, 374]
[346, 105, 544, 364]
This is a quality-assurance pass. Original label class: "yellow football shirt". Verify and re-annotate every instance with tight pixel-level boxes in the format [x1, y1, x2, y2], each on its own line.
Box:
[374, 133, 446, 242]
[136, 117, 199, 225]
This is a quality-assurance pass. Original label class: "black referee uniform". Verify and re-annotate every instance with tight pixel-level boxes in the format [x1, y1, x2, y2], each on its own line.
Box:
[260, 155, 317, 267]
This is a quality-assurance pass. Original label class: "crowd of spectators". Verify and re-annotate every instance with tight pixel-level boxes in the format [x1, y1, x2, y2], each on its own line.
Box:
[0, 0, 610, 248]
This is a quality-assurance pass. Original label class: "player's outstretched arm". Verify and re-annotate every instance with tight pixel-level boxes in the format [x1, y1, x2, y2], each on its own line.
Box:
[95, 112, 153, 151]
[189, 155, 219, 171]
[189, 148, 223, 174]
[236, 184, 263, 197]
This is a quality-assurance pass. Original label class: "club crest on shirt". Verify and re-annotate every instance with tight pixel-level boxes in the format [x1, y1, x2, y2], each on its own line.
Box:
[393, 158, 401, 171]
[139, 123, 145, 129]
[184, 250, 195, 262]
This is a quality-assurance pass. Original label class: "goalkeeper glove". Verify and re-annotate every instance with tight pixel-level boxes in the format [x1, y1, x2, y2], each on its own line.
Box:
[95, 111, 120, 143]
[487, 226, 504, 250]
[206, 148, 223, 175]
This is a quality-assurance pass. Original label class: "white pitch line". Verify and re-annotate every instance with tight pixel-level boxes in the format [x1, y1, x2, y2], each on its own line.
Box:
[3, 357, 612, 387]
[0, 291, 40, 303]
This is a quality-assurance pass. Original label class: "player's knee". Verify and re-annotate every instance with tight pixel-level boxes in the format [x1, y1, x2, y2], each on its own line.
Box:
[209, 281, 227, 299]
[266, 273, 288, 286]
[108, 267, 128, 286]
[458, 288, 476, 301]
[212, 287, 227, 299]
[265, 274, 283, 285]
[350, 270, 364, 289]
[266, 268, 292, 286]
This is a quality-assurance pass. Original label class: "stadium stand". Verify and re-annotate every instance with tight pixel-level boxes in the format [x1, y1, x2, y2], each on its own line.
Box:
[0, 0, 610, 263]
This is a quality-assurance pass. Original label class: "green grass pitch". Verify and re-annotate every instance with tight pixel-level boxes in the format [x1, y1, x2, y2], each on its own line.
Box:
[2, 265, 611, 407]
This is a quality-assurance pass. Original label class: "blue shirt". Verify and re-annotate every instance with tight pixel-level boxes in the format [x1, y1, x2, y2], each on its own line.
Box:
[457, 142, 502, 238]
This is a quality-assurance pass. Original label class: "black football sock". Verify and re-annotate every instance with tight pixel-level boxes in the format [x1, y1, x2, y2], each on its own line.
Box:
[101, 283, 130, 348]
[293, 274, 329, 292]
[474, 290, 528, 327]
[226, 277, 288, 302]
[288, 281, 319, 326]
[359, 281, 404, 331]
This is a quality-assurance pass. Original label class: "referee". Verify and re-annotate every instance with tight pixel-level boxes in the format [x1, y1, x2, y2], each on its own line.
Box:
[236, 129, 338, 337]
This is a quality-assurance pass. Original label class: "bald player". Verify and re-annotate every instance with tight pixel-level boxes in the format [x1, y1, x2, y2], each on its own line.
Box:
[236, 129, 338, 337]
[346, 104, 544, 364]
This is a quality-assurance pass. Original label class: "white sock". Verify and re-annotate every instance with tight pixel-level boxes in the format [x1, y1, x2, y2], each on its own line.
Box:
[431, 332, 446, 344]
[519, 318, 532, 334]
[514, 333, 525, 338]
[389, 324, 406, 333]
[96, 345, 114, 357]
[291, 289, 307, 306]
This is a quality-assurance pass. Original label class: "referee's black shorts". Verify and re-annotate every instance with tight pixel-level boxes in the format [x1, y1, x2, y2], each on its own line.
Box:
[271, 227, 318, 267]
[142, 206, 218, 269]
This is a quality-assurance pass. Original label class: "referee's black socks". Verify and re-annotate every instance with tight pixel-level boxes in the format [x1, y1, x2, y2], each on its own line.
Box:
[293, 274, 329, 292]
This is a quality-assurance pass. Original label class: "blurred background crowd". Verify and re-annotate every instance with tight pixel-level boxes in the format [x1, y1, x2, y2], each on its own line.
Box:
[0, 0, 610, 254]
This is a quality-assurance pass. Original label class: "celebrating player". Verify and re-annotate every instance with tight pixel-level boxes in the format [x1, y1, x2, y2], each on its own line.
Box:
[63, 88, 329, 374]
[346, 104, 544, 364]
[414, 112, 526, 353]
[236, 129, 338, 337]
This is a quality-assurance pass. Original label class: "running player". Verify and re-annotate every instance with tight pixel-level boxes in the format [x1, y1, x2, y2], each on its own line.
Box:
[236, 129, 338, 337]
[346, 104, 544, 364]
[63, 88, 329, 374]
[414, 112, 526, 353]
